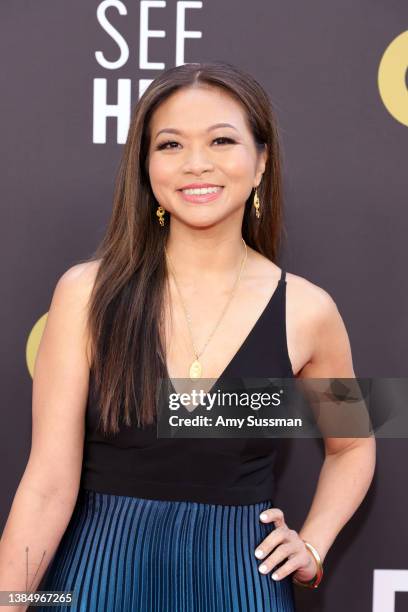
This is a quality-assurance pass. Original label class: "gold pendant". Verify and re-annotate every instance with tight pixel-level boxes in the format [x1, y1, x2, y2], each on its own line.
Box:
[189, 359, 202, 379]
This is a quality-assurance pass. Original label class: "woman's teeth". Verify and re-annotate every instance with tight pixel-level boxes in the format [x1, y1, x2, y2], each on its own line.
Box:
[181, 186, 222, 195]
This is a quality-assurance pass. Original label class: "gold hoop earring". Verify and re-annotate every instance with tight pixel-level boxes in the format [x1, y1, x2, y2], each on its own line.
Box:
[253, 187, 261, 219]
[156, 205, 165, 226]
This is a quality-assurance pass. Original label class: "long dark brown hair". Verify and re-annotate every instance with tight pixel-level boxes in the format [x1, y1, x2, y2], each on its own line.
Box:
[79, 61, 287, 435]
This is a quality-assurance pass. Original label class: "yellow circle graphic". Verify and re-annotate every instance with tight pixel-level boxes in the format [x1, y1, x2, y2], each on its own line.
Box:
[26, 313, 48, 378]
[378, 31, 408, 126]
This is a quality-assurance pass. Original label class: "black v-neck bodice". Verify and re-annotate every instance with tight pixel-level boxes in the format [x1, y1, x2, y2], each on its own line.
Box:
[167, 267, 293, 396]
[80, 268, 295, 505]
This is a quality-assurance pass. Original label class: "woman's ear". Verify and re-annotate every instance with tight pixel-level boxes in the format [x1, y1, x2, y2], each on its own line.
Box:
[255, 144, 268, 184]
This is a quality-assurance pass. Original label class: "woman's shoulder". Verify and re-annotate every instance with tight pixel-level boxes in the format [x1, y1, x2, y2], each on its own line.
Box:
[55, 259, 102, 303]
[283, 270, 350, 376]
[250, 250, 339, 322]
[54, 259, 102, 359]
[59, 258, 102, 285]
[285, 270, 338, 317]
[286, 270, 342, 338]
[286, 269, 347, 352]
[285, 270, 354, 376]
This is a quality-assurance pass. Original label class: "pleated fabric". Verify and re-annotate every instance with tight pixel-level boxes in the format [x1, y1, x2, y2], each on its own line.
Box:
[35, 488, 295, 612]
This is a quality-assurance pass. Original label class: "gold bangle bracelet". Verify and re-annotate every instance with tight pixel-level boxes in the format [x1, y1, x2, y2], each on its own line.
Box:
[292, 540, 324, 589]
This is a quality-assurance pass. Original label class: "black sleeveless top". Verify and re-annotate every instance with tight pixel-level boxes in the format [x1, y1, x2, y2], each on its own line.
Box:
[80, 268, 294, 505]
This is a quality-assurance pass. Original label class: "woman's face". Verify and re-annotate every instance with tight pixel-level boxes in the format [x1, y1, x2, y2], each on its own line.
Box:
[147, 85, 267, 228]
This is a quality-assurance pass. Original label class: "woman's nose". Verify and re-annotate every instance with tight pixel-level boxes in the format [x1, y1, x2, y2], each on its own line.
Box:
[181, 148, 214, 173]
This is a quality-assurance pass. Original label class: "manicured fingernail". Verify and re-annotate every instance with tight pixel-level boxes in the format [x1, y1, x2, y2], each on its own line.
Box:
[271, 572, 279, 580]
[258, 564, 268, 574]
[259, 513, 268, 521]
[255, 549, 265, 559]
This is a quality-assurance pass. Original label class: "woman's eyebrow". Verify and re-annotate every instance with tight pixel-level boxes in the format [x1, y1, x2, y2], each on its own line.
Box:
[154, 123, 239, 140]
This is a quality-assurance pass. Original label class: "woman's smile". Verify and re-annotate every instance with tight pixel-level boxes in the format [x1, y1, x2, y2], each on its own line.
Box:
[177, 185, 224, 204]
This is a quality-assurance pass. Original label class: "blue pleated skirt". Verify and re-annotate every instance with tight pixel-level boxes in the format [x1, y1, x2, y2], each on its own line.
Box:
[35, 488, 295, 611]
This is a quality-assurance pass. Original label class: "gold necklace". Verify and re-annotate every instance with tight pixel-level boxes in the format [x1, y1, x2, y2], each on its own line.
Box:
[165, 238, 248, 379]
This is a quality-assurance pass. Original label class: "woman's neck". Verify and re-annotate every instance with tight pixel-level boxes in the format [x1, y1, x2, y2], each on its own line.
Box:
[164, 233, 247, 284]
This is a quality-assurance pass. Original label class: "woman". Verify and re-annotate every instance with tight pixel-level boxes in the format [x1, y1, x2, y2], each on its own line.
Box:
[0, 61, 376, 611]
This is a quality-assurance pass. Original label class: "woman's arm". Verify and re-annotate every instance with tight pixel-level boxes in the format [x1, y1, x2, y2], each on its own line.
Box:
[297, 438, 375, 564]
[0, 483, 79, 611]
[296, 288, 376, 563]
[254, 282, 375, 584]
[0, 263, 95, 610]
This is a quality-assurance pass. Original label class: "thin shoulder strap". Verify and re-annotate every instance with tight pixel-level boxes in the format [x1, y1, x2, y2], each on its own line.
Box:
[279, 268, 286, 283]
[278, 267, 293, 375]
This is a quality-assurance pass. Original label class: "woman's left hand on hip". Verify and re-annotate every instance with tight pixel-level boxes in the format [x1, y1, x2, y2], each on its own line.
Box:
[254, 507, 316, 582]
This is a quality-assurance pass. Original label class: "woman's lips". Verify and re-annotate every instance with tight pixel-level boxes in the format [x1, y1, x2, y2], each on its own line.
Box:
[177, 187, 224, 204]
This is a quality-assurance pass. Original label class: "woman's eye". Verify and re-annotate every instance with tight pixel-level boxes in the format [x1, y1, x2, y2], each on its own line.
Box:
[157, 141, 179, 150]
[213, 137, 236, 145]
[157, 137, 236, 150]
